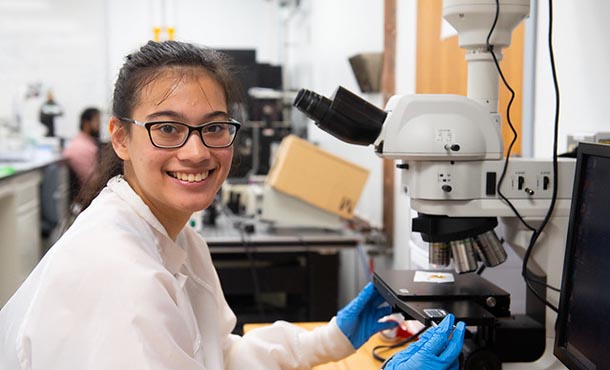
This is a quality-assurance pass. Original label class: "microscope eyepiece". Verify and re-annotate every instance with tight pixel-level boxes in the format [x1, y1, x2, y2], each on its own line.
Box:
[293, 86, 386, 146]
[294, 89, 333, 125]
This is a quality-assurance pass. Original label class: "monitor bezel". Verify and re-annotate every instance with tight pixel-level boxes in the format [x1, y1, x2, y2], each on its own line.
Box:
[554, 142, 610, 370]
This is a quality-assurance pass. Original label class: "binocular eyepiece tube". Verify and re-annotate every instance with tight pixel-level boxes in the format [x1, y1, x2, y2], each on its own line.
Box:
[293, 86, 386, 146]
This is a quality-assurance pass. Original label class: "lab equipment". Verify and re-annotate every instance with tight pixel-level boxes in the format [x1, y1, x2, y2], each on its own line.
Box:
[349, 52, 383, 93]
[294, 0, 575, 368]
[218, 48, 289, 179]
[39, 91, 63, 137]
[336, 282, 397, 349]
[565, 132, 610, 153]
[554, 142, 610, 370]
[261, 186, 343, 229]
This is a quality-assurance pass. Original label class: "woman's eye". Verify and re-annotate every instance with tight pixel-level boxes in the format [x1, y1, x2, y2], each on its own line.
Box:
[204, 124, 224, 134]
[158, 124, 178, 134]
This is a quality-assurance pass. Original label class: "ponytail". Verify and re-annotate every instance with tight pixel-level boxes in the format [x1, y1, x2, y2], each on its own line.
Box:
[72, 143, 123, 212]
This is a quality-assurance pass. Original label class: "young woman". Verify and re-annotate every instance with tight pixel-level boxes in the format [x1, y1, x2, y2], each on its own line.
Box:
[0, 40, 464, 370]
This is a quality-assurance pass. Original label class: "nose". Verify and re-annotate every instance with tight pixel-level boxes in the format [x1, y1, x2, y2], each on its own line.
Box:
[177, 131, 211, 161]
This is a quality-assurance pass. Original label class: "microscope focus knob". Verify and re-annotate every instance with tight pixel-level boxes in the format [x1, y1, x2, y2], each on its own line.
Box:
[486, 297, 497, 308]
[442, 185, 453, 192]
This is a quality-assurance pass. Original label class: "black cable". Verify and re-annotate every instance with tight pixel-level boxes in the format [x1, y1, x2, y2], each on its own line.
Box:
[373, 326, 429, 363]
[218, 202, 267, 319]
[526, 274, 561, 293]
[486, 0, 536, 233]
[486, 0, 546, 282]
[520, 0, 561, 313]
[239, 223, 267, 319]
[487, 0, 560, 310]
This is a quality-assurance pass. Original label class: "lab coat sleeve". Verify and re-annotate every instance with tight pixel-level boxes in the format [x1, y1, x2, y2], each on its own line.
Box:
[223, 317, 355, 370]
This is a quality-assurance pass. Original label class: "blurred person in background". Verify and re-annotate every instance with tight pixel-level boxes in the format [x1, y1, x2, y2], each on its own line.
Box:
[62, 107, 100, 197]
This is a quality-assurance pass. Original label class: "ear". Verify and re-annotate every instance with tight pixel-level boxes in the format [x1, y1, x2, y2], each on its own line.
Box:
[109, 117, 130, 161]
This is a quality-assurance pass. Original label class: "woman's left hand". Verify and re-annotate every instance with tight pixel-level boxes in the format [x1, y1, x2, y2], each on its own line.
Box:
[336, 282, 398, 349]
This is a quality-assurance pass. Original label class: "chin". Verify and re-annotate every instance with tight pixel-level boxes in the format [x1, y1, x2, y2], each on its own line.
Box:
[183, 199, 214, 213]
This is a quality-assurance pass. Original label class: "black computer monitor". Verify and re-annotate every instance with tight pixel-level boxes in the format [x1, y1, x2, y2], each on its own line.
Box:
[554, 142, 610, 369]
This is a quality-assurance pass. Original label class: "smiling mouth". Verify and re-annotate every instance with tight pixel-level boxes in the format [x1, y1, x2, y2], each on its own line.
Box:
[168, 171, 210, 183]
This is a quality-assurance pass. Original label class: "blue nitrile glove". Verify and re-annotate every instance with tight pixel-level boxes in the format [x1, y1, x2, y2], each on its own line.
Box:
[336, 282, 398, 349]
[382, 313, 466, 370]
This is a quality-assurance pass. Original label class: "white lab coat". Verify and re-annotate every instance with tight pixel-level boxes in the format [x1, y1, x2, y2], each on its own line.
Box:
[0, 176, 354, 370]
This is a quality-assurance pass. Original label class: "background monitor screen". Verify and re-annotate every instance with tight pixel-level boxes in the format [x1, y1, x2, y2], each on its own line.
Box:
[555, 142, 610, 370]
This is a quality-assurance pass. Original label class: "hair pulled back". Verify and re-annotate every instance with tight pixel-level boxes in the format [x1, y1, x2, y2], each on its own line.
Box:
[74, 40, 243, 211]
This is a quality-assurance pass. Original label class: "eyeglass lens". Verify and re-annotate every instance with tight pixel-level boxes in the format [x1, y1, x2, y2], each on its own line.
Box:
[149, 122, 237, 148]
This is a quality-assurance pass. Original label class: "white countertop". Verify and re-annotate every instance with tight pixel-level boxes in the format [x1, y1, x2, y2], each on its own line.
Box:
[0, 149, 64, 179]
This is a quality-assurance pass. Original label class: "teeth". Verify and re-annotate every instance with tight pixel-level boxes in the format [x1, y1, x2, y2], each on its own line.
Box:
[170, 171, 209, 183]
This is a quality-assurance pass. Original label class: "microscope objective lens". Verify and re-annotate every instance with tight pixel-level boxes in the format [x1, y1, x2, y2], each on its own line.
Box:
[429, 242, 451, 266]
[450, 238, 478, 273]
[474, 230, 508, 267]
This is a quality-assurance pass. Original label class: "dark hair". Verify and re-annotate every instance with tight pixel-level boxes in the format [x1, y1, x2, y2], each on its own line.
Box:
[74, 40, 244, 211]
[79, 107, 100, 131]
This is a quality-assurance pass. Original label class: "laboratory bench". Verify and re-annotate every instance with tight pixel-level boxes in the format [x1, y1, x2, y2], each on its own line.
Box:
[0, 150, 69, 306]
[200, 214, 362, 333]
[243, 322, 405, 370]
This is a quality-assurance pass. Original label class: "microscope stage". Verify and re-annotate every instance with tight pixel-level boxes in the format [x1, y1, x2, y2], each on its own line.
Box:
[373, 269, 511, 326]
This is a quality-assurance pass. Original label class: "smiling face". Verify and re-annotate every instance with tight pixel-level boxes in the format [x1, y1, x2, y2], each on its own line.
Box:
[110, 68, 233, 238]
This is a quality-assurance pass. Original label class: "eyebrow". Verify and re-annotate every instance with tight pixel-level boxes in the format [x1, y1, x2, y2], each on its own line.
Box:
[145, 110, 229, 122]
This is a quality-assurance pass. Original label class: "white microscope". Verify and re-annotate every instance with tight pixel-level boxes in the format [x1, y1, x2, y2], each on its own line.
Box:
[293, 0, 575, 369]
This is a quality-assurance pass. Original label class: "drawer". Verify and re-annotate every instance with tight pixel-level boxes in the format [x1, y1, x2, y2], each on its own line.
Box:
[13, 171, 42, 208]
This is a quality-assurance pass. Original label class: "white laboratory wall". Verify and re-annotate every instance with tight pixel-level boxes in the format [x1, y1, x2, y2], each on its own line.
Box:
[534, 1, 610, 156]
[175, 0, 281, 63]
[0, 0, 108, 140]
[393, 0, 418, 269]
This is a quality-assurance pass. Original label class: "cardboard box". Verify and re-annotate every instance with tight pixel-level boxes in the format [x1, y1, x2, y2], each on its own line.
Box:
[266, 135, 369, 219]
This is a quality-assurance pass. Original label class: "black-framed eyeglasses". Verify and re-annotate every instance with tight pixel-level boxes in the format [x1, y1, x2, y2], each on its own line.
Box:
[119, 117, 241, 149]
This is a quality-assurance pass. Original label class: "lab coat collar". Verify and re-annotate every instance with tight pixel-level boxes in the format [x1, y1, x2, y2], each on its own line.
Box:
[159, 234, 188, 275]
[106, 175, 187, 275]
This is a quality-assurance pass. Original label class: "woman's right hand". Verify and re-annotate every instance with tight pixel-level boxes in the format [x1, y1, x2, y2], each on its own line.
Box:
[382, 314, 465, 370]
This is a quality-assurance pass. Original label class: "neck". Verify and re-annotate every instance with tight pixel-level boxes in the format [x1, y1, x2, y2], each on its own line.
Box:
[123, 169, 191, 241]
[154, 209, 190, 241]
